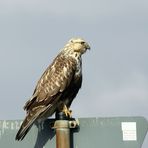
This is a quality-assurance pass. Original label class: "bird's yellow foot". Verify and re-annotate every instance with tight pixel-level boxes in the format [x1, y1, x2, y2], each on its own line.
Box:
[62, 105, 72, 118]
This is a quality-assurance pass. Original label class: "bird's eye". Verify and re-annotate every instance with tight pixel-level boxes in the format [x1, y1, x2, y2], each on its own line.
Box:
[81, 41, 85, 44]
[70, 40, 73, 43]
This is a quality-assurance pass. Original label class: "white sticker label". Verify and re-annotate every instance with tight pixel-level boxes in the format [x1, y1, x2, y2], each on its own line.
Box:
[121, 122, 137, 141]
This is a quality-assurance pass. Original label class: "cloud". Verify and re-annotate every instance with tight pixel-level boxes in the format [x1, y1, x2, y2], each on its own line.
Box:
[71, 70, 148, 119]
[0, 0, 148, 122]
[0, 0, 148, 18]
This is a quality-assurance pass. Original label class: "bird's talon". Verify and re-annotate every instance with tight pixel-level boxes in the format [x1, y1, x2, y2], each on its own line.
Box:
[62, 105, 72, 118]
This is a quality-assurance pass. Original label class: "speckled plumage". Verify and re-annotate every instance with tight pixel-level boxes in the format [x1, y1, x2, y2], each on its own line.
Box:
[15, 38, 90, 140]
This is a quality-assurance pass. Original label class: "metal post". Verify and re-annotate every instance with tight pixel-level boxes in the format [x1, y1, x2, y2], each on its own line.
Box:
[54, 120, 70, 148]
[53, 112, 79, 148]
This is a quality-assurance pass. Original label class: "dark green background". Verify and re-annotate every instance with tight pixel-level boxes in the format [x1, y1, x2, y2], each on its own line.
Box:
[0, 117, 147, 148]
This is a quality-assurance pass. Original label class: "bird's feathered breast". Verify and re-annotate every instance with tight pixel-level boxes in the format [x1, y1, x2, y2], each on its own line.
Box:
[24, 51, 82, 111]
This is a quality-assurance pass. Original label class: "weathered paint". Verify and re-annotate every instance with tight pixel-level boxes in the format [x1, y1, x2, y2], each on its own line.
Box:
[0, 120, 22, 139]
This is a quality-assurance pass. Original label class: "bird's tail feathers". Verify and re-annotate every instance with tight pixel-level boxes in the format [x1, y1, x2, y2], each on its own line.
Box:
[15, 115, 37, 141]
[16, 96, 61, 141]
[15, 107, 46, 141]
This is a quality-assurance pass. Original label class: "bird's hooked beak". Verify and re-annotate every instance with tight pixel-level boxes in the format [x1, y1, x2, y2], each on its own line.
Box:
[84, 42, 91, 50]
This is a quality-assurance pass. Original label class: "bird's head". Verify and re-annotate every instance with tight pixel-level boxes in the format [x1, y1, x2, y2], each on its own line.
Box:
[65, 38, 90, 54]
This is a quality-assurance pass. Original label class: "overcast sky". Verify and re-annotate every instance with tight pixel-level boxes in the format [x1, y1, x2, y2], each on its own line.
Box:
[0, 0, 148, 147]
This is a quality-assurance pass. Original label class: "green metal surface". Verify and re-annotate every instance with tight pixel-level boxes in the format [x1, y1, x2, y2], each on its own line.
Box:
[0, 117, 147, 148]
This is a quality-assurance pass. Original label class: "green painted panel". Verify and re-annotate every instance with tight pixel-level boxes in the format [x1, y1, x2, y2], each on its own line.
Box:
[0, 117, 147, 148]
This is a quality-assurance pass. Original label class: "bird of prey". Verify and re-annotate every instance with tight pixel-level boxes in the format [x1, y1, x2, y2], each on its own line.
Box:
[15, 37, 90, 141]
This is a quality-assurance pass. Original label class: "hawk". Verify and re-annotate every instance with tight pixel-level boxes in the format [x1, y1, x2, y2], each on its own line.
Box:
[15, 38, 90, 140]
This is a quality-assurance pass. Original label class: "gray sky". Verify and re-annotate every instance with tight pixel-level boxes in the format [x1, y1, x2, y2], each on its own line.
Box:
[0, 0, 148, 147]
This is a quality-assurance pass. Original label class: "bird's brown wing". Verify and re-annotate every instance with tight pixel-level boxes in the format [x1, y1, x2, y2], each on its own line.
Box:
[24, 55, 76, 111]
[15, 55, 77, 141]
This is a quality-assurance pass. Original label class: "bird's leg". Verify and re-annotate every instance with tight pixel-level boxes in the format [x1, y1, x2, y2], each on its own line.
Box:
[62, 104, 72, 118]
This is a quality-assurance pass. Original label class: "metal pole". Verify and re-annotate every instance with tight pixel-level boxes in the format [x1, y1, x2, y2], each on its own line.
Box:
[54, 120, 70, 148]
[53, 112, 79, 148]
